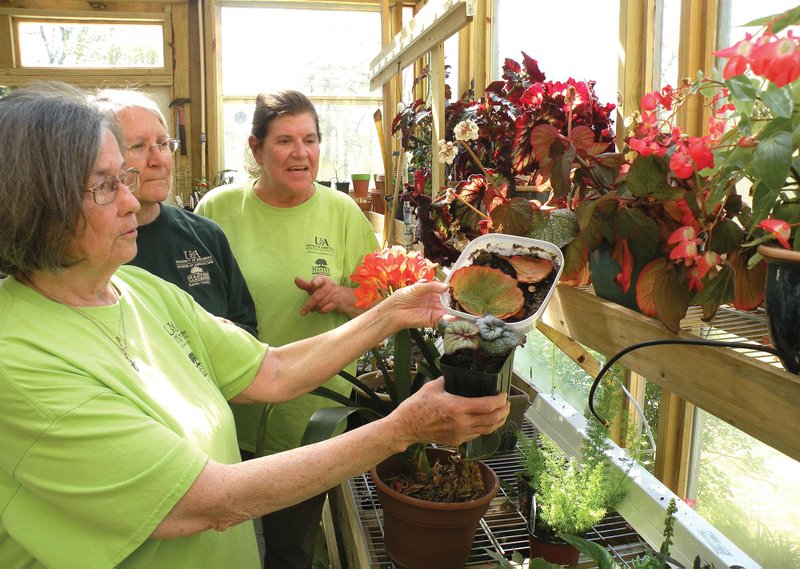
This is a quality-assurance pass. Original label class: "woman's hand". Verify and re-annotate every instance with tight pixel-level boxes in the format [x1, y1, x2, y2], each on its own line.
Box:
[377, 281, 449, 330]
[390, 379, 510, 447]
[294, 276, 360, 317]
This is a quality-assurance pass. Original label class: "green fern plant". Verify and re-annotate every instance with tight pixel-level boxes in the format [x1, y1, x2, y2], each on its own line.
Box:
[518, 420, 628, 538]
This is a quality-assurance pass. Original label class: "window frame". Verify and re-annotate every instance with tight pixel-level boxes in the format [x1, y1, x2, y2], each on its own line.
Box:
[0, 8, 173, 86]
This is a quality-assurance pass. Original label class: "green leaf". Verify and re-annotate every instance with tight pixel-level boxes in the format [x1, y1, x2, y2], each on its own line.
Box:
[558, 533, 620, 569]
[710, 219, 744, 255]
[301, 405, 381, 446]
[528, 208, 579, 248]
[744, 6, 800, 31]
[763, 83, 794, 118]
[755, 131, 793, 181]
[693, 263, 735, 320]
[627, 155, 684, 200]
[616, 208, 660, 262]
[465, 431, 500, 460]
[393, 329, 412, 403]
[491, 197, 534, 235]
[450, 265, 525, 319]
[725, 75, 758, 101]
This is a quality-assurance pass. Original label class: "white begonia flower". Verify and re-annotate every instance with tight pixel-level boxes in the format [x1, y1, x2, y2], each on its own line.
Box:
[437, 140, 457, 165]
[454, 119, 479, 142]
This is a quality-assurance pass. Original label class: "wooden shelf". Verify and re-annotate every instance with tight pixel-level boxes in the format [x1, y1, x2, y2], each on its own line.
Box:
[539, 285, 800, 464]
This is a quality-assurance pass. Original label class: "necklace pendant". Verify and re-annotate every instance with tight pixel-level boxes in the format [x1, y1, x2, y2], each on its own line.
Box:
[129, 359, 140, 372]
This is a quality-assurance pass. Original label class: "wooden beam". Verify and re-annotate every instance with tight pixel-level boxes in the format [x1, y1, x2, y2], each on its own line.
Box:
[470, 0, 486, 95]
[654, 393, 694, 496]
[677, 0, 718, 137]
[540, 285, 800, 463]
[188, 0, 206, 184]
[430, 41, 445, 201]
[170, 1, 192, 206]
[617, 0, 652, 148]
[203, 0, 223, 178]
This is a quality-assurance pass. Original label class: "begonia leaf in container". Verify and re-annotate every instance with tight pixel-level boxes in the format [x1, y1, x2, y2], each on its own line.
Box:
[450, 265, 524, 319]
[507, 255, 554, 283]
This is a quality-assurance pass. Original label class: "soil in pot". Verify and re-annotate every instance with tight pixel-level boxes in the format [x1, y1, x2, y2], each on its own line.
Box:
[371, 447, 499, 569]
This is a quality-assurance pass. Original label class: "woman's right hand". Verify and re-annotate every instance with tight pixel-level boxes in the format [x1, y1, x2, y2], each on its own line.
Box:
[389, 379, 510, 448]
[378, 281, 449, 331]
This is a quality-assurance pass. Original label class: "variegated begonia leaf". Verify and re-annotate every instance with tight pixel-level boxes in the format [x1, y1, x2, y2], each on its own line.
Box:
[450, 265, 524, 319]
[442, 319, 480, 355]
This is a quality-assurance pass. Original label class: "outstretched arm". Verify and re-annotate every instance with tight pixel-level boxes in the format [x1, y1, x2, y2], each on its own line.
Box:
[231, 280, 448, 404]
[152, 379, 509, 538]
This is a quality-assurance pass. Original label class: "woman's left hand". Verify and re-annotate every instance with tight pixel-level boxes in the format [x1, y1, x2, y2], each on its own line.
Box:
[294, 276, 359, 317]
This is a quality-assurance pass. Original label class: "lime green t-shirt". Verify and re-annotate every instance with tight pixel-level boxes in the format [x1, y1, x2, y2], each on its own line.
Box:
[195, 181, 379, 454]
[0, 267, 267, 569]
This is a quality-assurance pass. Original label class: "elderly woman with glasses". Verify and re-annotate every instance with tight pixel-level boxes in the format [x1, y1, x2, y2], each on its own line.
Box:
[0, 82, 510, 569]
[91, 89, 258, 338]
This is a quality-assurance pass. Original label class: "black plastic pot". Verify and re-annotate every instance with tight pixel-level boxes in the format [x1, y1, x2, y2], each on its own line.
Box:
[439, 349, 515, 398]
[335, 181, 350, 193]
[758, 245, 800, 374]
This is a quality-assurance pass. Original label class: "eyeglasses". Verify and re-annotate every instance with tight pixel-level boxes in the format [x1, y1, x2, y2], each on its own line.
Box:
[86, 167, 140, 205]
[125, 138, 180, 159]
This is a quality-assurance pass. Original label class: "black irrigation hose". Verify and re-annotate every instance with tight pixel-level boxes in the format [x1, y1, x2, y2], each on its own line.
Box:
[588, 338, 786, 427]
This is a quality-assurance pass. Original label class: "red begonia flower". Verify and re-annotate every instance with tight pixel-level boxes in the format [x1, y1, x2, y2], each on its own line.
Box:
[669, 149, 695, 179]
[758, 218, 792, 249]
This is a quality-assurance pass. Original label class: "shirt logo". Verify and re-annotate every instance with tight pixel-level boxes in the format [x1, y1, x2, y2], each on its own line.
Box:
[312, 258, 331, 276]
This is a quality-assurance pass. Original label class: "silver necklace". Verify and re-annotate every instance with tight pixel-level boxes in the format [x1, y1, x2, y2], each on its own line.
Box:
[25, 277, 139, 372]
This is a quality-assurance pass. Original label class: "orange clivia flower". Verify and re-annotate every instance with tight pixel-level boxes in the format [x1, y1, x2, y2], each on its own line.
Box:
[351, 246, 438, 308]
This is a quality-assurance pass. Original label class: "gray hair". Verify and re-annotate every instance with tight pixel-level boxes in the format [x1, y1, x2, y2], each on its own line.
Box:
[0, 81, 122, 275]
[251, 90, 321, 143]
[91, 88, 168, 130]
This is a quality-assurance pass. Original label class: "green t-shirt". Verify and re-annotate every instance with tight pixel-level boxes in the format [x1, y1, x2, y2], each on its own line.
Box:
[0, 267, 267, 569]
[195, 181, 379, 453]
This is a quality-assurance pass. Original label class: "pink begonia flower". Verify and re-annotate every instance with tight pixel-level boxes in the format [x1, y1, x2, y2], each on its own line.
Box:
[750, 34, 800, 87]
[640, 93, 658, 111]
[669, 238, 700, 266]
[668, 225, 698, 244]
[714, 35, 755, 79]
[696, 251, 722, 279]
[687, 266, 704, 292]
[759, 218, 792, 249]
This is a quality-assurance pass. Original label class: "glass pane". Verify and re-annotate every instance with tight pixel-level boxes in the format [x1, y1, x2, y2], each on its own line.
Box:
[221, 7, 381, 97]
[656, 0, 681, 90]
[17, 22, 164, 68]
[691, 410, 800, 568]
[719, 0, 800, 48]
[494, 0, 619, 111]
[222, 101, 384, 184]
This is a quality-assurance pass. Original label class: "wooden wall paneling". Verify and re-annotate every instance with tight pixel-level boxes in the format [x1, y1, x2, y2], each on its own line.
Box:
[540, 285, 800, 464]
[203, 0, 223, 179]
[0, 15, 14, 69]
[170, 1, 192, 205]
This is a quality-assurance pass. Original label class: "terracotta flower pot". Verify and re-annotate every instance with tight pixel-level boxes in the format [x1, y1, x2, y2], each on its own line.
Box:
[529, 532, 580, 567]
[371, 447, 499, 569]
[369, 189, 386, 215]
[758, 245, 800, 374]
[351, 173, 371, 198]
